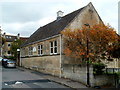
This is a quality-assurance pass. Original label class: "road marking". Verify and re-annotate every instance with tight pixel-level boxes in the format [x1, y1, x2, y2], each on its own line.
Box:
[15, 81, 23, 85]
[5, 83, 8, 85]
[4, 79, 51, 85]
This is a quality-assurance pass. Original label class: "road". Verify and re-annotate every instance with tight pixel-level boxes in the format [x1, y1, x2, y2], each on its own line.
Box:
[2, 66, 70, 89]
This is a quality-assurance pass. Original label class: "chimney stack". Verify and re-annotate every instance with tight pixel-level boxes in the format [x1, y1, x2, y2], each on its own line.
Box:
[17, 33, 20, 39]
[57, 10, 64, 20]
[3, 32, 6, 38]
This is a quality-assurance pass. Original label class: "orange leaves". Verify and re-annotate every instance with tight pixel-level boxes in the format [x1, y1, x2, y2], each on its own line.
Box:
[61, 24, 119, 62]
[88, 53, 94, 57]
[75, 51, 85, 57]
[64, 48, 72, 56]
[90, 24, 118, 43]
[80, 52, 85, 55]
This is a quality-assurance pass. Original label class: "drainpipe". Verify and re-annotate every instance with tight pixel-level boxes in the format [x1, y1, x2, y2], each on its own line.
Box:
[59, 34, 62, 78]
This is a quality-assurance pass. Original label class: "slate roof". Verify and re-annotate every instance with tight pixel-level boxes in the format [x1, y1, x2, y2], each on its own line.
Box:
[22, 6, 86, 47]
[4, 35, 28, 42]
[5, 35, 17, 42]
[20, 37, 28, 42]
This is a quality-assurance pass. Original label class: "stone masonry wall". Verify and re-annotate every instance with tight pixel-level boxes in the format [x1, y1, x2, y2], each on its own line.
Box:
[21, 36, 61, 76]
[61, 64, 115, 87]
[66, 2, 103, 30]
[62, 64, 93, 86]
[21, 55, 61, 76]
[93, 74, 115, 86]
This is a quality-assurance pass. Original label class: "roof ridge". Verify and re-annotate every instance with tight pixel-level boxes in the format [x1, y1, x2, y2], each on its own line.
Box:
[21, 5, 87, 47]
[38, 6, 86, 29]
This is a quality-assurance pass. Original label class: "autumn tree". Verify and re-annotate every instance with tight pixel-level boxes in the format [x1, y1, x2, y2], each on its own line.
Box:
[108, 35, 120, 58]
[61, 24, 119, 63]
[2, 37, 6, 45]
[10, 39, 23, 60]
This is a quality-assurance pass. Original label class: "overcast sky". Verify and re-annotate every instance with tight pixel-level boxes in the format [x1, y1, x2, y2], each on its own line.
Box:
[0, 0, 119, 37]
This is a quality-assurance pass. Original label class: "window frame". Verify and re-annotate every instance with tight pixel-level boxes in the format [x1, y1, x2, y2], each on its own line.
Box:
[38, 44, 43, 56]
[29, 47, 33, 56]
[50, 40, 57, 55]
[54, 40, 57, 54]
[8, 44, 11, 47]
[8, 51, 11, 55]
[50, 41, 54, 55]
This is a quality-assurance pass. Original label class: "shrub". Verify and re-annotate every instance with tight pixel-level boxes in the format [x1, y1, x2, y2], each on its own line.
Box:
[93, 63, 106, 75]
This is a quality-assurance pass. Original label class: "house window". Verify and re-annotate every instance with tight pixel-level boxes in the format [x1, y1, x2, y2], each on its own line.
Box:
[8, 44, 11, 47]
[50, 40, 57, 54]
[38, 45, 43, 55]
[50, 42, 53, 54]
[8, 51, 11, 54]
[54, 41, 57, 54]
[29, 47, 33, 55]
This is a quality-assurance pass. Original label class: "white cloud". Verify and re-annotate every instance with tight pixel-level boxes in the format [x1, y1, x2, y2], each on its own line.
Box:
[37, 17, 55, 26]
[0, 0, 119, 36]
[2, 17, 55, 36]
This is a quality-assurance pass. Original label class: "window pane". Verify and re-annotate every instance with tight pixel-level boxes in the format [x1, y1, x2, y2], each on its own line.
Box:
[41, 50, 43, 55]
[31, 47, 33, 51]
[29, 47, 31, 55]
[38, 50, 40, 54]
[54, 41, 57, 46]
[38, 46, 40, 49]
[29, 47, 33, 55]
[41, 45, 43, 49]
[54, 47, 57, 53]
[51, 48, 53, 53]
[51, 42, 53, 47]
[8, 51, 11, 54]
[38, 46, 40, 55]
[38, 45, 43, 55]
[8, 44, 11, 46]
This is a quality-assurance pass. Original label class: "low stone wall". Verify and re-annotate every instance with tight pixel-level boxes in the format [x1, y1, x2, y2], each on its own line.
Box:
[62, 64, 115, 87]
[62, 64, 93, 85]
[21, 57, 115, 87]
[21, 55, 61, 76]
[92, 74, 115, 87]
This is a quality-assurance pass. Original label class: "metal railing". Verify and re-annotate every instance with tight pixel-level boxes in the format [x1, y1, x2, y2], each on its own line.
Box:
[106, 68, 120, 73]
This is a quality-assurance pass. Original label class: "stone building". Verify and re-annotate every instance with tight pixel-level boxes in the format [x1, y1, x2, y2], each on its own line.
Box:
[2, 33, 28, 57]
[21, 2, 102, 75]
[20, 2, 119, 86]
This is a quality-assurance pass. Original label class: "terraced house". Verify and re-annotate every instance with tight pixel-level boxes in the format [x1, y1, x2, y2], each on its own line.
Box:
[21, 2, 118, 86]
[2, 33, 28, 57]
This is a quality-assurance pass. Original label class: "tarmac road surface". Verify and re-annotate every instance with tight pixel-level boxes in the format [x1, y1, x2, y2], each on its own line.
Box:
[2, 66, 71, 89]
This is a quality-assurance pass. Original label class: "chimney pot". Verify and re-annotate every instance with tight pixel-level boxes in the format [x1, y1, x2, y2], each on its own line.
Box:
[17, 33, 20, 39]
[57, 10, 64, 20]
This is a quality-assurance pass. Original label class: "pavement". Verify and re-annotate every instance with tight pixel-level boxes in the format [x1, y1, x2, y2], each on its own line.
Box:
[17, 66, 88, 89]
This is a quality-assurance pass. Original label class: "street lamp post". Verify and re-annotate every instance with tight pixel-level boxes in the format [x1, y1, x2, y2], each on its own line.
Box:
[84, 24, 90, 87]
[17, 49, 20, 66]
